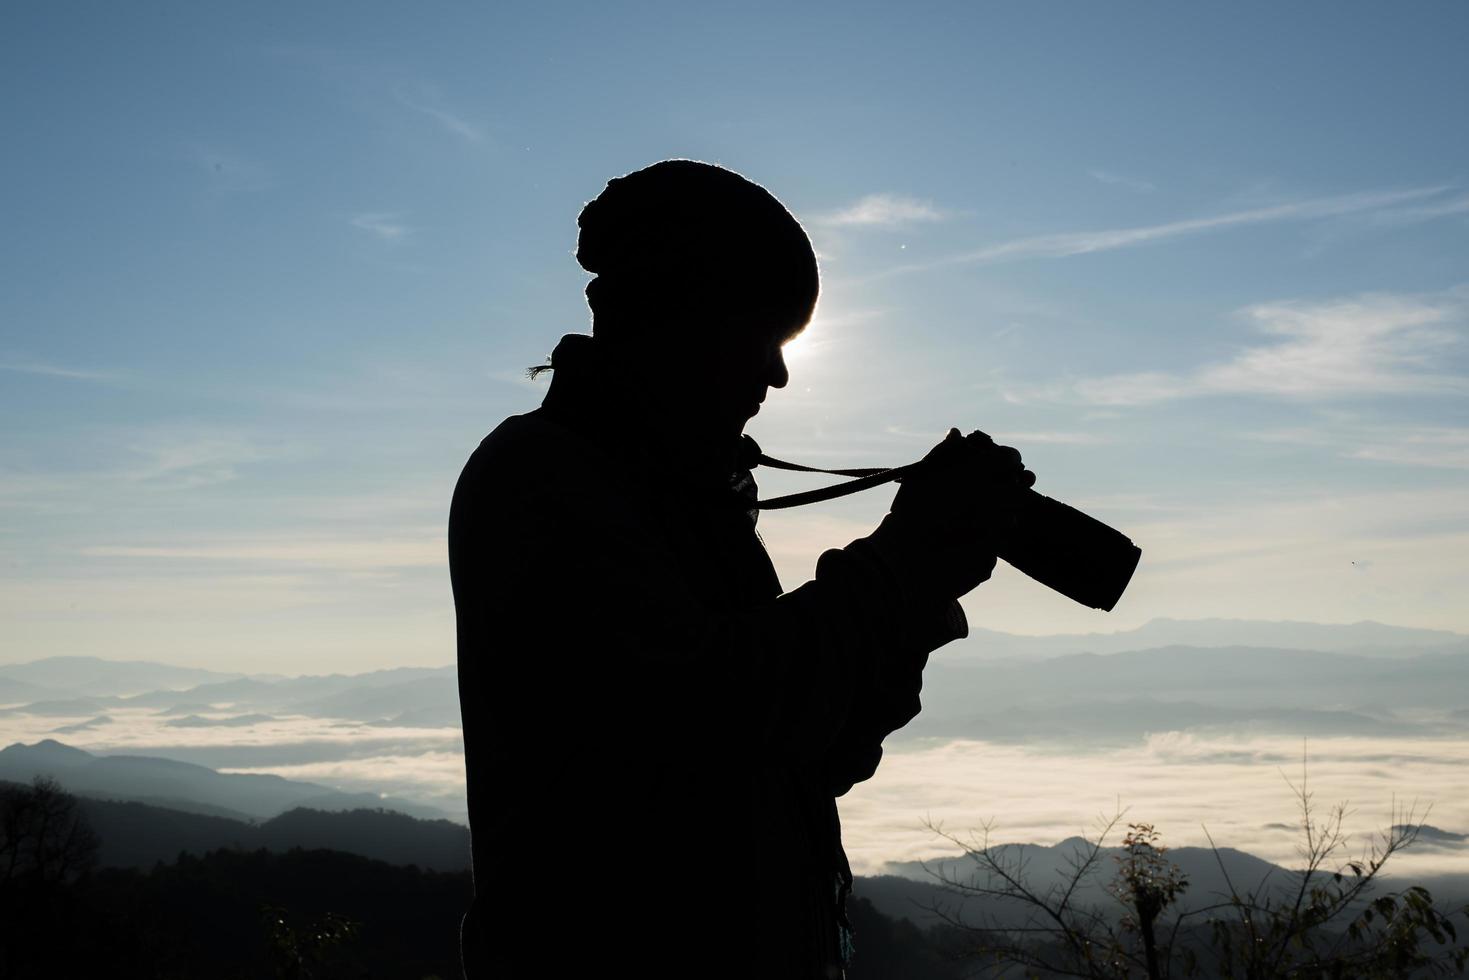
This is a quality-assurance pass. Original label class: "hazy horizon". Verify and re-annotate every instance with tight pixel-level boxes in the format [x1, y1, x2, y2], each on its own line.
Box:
[4, 612, 1465, 676]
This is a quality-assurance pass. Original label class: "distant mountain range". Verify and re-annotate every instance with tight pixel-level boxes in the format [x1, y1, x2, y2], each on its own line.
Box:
[0, 656, 247, 699]
[958, 618, 1468, 660]
[0, 739, 451, 821]
[0, 658, 461, 727]
[1, 619, 1460, 720]
[4, 618, 1463, 700]
[905, 642, 1469, 741]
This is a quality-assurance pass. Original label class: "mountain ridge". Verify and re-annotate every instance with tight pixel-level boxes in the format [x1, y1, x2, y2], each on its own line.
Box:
[957, 617, 1468, 659]
[0, 739, 453, 822]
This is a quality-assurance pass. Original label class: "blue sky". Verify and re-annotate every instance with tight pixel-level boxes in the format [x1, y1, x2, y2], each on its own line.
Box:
[4, 2, 1468, 671]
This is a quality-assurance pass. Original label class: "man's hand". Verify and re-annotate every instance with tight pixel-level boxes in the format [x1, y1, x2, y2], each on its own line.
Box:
[897, 427, 1035, 507]
[865, 428, 1034, 600]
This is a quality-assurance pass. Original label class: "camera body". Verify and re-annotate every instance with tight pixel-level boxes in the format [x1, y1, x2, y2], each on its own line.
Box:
[894, 429, 1142, 611]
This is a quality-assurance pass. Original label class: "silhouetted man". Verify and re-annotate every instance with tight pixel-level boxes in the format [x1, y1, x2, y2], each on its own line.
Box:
[450, 160, 1027, 978]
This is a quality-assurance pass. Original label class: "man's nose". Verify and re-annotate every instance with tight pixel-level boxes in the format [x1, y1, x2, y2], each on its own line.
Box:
[768, 348, 790, 389]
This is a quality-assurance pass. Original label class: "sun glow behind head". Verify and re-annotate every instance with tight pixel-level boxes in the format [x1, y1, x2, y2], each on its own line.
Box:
[777, 306, 835, 367]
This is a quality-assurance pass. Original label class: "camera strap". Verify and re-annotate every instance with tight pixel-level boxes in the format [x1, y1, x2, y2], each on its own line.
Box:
[742, 436, 921, 511]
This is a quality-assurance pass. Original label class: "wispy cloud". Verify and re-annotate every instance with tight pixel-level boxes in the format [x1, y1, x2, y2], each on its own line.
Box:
[0, 359, 119, 382]
[392, 85, 485, 143]
[0, 428, 294, 516]
[122, 429, 289, 489]
[821, 193, 950, 227]
[265, 46, 485, 146]
[1088, 169, 1155, 193]
[350, 212, 411, 241]
[1368, 193, 1469, 224]
[82, 531, 444, 571]
[0, 473, 80, 512]
[1202, 292, 1463, 398]
[1247, 423, 1469, 471]
[894, 186, 1452, 274]
[1020, 287, 1468, 406]
[992, 430, 1115, 446]
[1350, 428, 1469, 470]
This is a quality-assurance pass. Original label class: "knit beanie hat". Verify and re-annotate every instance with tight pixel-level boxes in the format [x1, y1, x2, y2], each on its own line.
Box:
[576, 160, 819, 333]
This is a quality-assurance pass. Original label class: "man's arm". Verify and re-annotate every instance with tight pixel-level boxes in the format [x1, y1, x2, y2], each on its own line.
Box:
[817, 547, 970, 797]
[451, 434, 967, 768]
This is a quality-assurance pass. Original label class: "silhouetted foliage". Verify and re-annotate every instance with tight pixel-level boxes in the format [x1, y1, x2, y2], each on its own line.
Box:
[0, 780, 974, 977]
[262, 904, 361, 980]
[81, 848, 469, 979]
[2, 836, 468, 977]
[920, 763, 1469, 979]
[0, 776, 101, 978]
[1, 775, 99, 887]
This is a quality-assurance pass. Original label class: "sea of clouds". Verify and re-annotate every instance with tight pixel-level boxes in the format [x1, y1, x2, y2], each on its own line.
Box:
[0, 707, 469, 820]
[6, 703, 1467, 881]
[842, 732, 1469, 880]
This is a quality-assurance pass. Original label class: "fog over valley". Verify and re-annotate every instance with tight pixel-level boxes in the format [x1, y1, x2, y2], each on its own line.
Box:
[5, 617, 1469, 884]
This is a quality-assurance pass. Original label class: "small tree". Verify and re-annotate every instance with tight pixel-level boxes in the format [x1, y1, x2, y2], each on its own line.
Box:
[1184, 773, 1465, 980]
[918, 764, 1469, 979]
[1109, 823, 1189, 979]
[919, 809, 1149, 978]
[0, 775, 99, 889]
[0, 776, 102, 978]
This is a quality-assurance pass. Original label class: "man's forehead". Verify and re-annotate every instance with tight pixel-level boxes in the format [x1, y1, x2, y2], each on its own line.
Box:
[712, 303, 810, 336]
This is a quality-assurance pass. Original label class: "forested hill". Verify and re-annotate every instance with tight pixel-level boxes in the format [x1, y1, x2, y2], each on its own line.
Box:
[0, 782, 965, 979]
[70, 790, 473, 872]
[0, 778, 468, 871]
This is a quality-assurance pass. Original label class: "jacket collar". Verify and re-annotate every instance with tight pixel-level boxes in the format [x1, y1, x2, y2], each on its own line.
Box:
[539, 334, 758, 511]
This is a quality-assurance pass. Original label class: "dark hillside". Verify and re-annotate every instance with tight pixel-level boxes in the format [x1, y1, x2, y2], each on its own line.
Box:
[57, 790, 473, 871]
[42, 848, 474, 979]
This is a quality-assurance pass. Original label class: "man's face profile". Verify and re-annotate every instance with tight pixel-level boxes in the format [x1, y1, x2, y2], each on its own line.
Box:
[678, 306, 804, 440]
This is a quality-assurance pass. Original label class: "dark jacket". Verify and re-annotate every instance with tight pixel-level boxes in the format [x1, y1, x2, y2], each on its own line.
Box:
[450, 333, 967, 978]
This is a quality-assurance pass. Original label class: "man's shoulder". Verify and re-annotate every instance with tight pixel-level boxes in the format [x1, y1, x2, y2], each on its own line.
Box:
[462, 409, 607, 475]
[451, 408, 617, 519]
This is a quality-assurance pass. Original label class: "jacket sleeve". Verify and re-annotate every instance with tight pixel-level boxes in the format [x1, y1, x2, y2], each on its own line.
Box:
[454, 428, 958, 769]
[816, 544, 969, 796]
